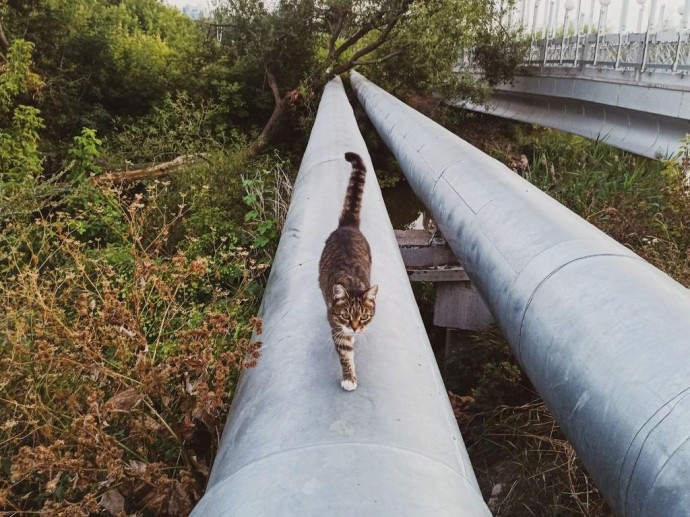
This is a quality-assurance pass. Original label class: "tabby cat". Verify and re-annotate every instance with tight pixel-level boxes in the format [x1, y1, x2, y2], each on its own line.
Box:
[318, 152, 378, 392]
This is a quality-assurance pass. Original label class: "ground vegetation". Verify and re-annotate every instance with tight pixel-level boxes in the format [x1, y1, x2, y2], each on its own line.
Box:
[0, 0, 525, 513]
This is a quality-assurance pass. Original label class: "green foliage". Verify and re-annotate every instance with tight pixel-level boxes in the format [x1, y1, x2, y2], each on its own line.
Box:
[149, 149, 249, 242]
[0, 15, 291, 511]
[211, 0, 514, 148]
[0, 104, 44, 184]
[0, 39, 43, 113]
[0, 39, 44, 187]
[362, 0, 494, 101]
[241, 155, 292, 259]
[108, 92, 236, 165]
[472, 26, 530, 86]
[3, 0, 206, 145]
[67, 127, 103, 178]
[216, 0, 319, 90]
[525, 132, 662, 205]
[243, 186, 278, 249]
[522, 129, 689, 286]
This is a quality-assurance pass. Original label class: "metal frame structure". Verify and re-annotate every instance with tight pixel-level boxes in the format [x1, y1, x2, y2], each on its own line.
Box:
[502, 0, 690, 73]
[191, 76, 491, 516]
[457, 77, 690, 159]
[461, 1, 690, 159]
[352, 70, 690, 516]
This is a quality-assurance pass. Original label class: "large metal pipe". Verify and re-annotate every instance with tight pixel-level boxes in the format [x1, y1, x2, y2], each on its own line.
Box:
[191, 77, 490, 516]
[351, 71, 690, 516]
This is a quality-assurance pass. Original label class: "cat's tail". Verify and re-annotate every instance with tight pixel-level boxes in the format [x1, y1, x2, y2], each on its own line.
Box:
[339, 152, 367, 227]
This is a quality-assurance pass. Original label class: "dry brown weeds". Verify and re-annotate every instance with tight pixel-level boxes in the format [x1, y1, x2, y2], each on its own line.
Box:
[462, 402, 613, 517]
[1, 185, 263, 515]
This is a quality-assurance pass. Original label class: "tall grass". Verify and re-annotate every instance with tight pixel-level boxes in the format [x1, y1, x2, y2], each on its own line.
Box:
[466, 402, 612, 517]
[452, 327, 613, 516]
[523, 131, 689, 286]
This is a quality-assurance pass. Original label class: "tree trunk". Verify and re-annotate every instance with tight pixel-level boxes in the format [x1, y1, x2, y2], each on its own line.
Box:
[248, 95, 291, 158]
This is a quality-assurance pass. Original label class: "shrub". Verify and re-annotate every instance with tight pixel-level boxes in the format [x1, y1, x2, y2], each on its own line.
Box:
[0, 182, 263, 515]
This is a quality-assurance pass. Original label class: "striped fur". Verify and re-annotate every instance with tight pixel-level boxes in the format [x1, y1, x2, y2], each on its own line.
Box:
[339, 152, 367, 227]
[318, 152, 378, 392]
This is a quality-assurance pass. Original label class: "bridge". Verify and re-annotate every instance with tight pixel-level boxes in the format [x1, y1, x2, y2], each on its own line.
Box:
[191, 73, 690, 516]
[459, 0, 690, 158]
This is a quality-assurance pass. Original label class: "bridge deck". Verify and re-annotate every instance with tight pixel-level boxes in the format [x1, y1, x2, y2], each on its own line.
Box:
[461, 32, 690, 159]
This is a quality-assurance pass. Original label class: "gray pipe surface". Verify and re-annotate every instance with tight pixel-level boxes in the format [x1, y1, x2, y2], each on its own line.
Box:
[190, 76, 491, 516]
[351, 71, 690, 516]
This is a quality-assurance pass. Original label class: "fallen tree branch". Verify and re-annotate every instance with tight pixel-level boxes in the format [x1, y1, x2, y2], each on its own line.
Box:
[92, 154, 208, 185]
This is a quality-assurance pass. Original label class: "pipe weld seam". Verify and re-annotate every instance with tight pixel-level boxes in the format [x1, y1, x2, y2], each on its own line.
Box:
[620, 385, 690, 513]
[201, 442, 480, 506]
[516, 253, 643, 363]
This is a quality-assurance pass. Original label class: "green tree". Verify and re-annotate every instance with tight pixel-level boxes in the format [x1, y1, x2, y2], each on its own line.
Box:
[2, 0, 205, 146]
[211, 0, 517, 156]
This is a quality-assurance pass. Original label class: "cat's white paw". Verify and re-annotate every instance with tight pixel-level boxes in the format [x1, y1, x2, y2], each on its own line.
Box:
[340, 379, 357, 391]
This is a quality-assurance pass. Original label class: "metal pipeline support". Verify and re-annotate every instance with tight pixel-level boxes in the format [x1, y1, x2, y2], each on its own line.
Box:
[191, 77, 491, 516]
[351, 71, 690, 516]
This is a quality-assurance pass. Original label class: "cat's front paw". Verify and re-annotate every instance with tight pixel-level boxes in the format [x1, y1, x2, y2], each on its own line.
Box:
[340, 379, 357, 391]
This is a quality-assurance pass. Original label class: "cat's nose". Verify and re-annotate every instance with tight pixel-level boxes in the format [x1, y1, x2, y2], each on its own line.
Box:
[351, 321, 360, 330]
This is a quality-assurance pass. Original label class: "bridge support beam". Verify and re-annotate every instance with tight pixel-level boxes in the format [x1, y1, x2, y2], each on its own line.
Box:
[461, 89, 690, 159]
[191, 77, 490, 516]
[352, 71, 690, 517]
[460, 65, 690, 159]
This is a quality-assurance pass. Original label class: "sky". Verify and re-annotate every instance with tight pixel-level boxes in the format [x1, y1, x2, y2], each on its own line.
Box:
[512, 0, 688, 33]
[164, 0, 211, 12]
[163, 0, 689, 32]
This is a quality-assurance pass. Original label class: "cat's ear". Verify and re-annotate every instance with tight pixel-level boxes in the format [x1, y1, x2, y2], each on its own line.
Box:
[363, 285, 378, 301]
[333, 284, 348, 300]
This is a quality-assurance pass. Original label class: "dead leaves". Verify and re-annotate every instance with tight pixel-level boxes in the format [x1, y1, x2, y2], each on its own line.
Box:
[448, 391, 476, 428]
[104, 389, 142, 414]
[142, 474, 199, 516]
[99, 488, 125, 515]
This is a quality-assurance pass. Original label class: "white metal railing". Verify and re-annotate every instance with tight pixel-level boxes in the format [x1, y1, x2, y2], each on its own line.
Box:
[485, 0, 690, 73]
[523, 31, 690, 71]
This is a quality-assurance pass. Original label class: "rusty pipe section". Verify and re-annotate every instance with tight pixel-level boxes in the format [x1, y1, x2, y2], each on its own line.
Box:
[351, 71, 690, 516]
[190, 76, 490, 516]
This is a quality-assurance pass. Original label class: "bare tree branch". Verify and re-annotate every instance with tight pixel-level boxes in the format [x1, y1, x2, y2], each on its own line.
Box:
[348, 15, 402, 64]
[328, 9, 347, 57]
[352, 49, 405, 67]
[0, 21, 10, 52]
[333, 22, 375, 59]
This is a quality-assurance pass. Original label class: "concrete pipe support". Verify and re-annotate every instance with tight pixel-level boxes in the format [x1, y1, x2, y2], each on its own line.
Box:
[351, 71, 690, 516]
[191, 76, 491, 516]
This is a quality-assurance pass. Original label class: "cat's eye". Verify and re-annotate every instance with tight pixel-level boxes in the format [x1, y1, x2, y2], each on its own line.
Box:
[340, 312, 349, 319]
[361, 314, 370, 321]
